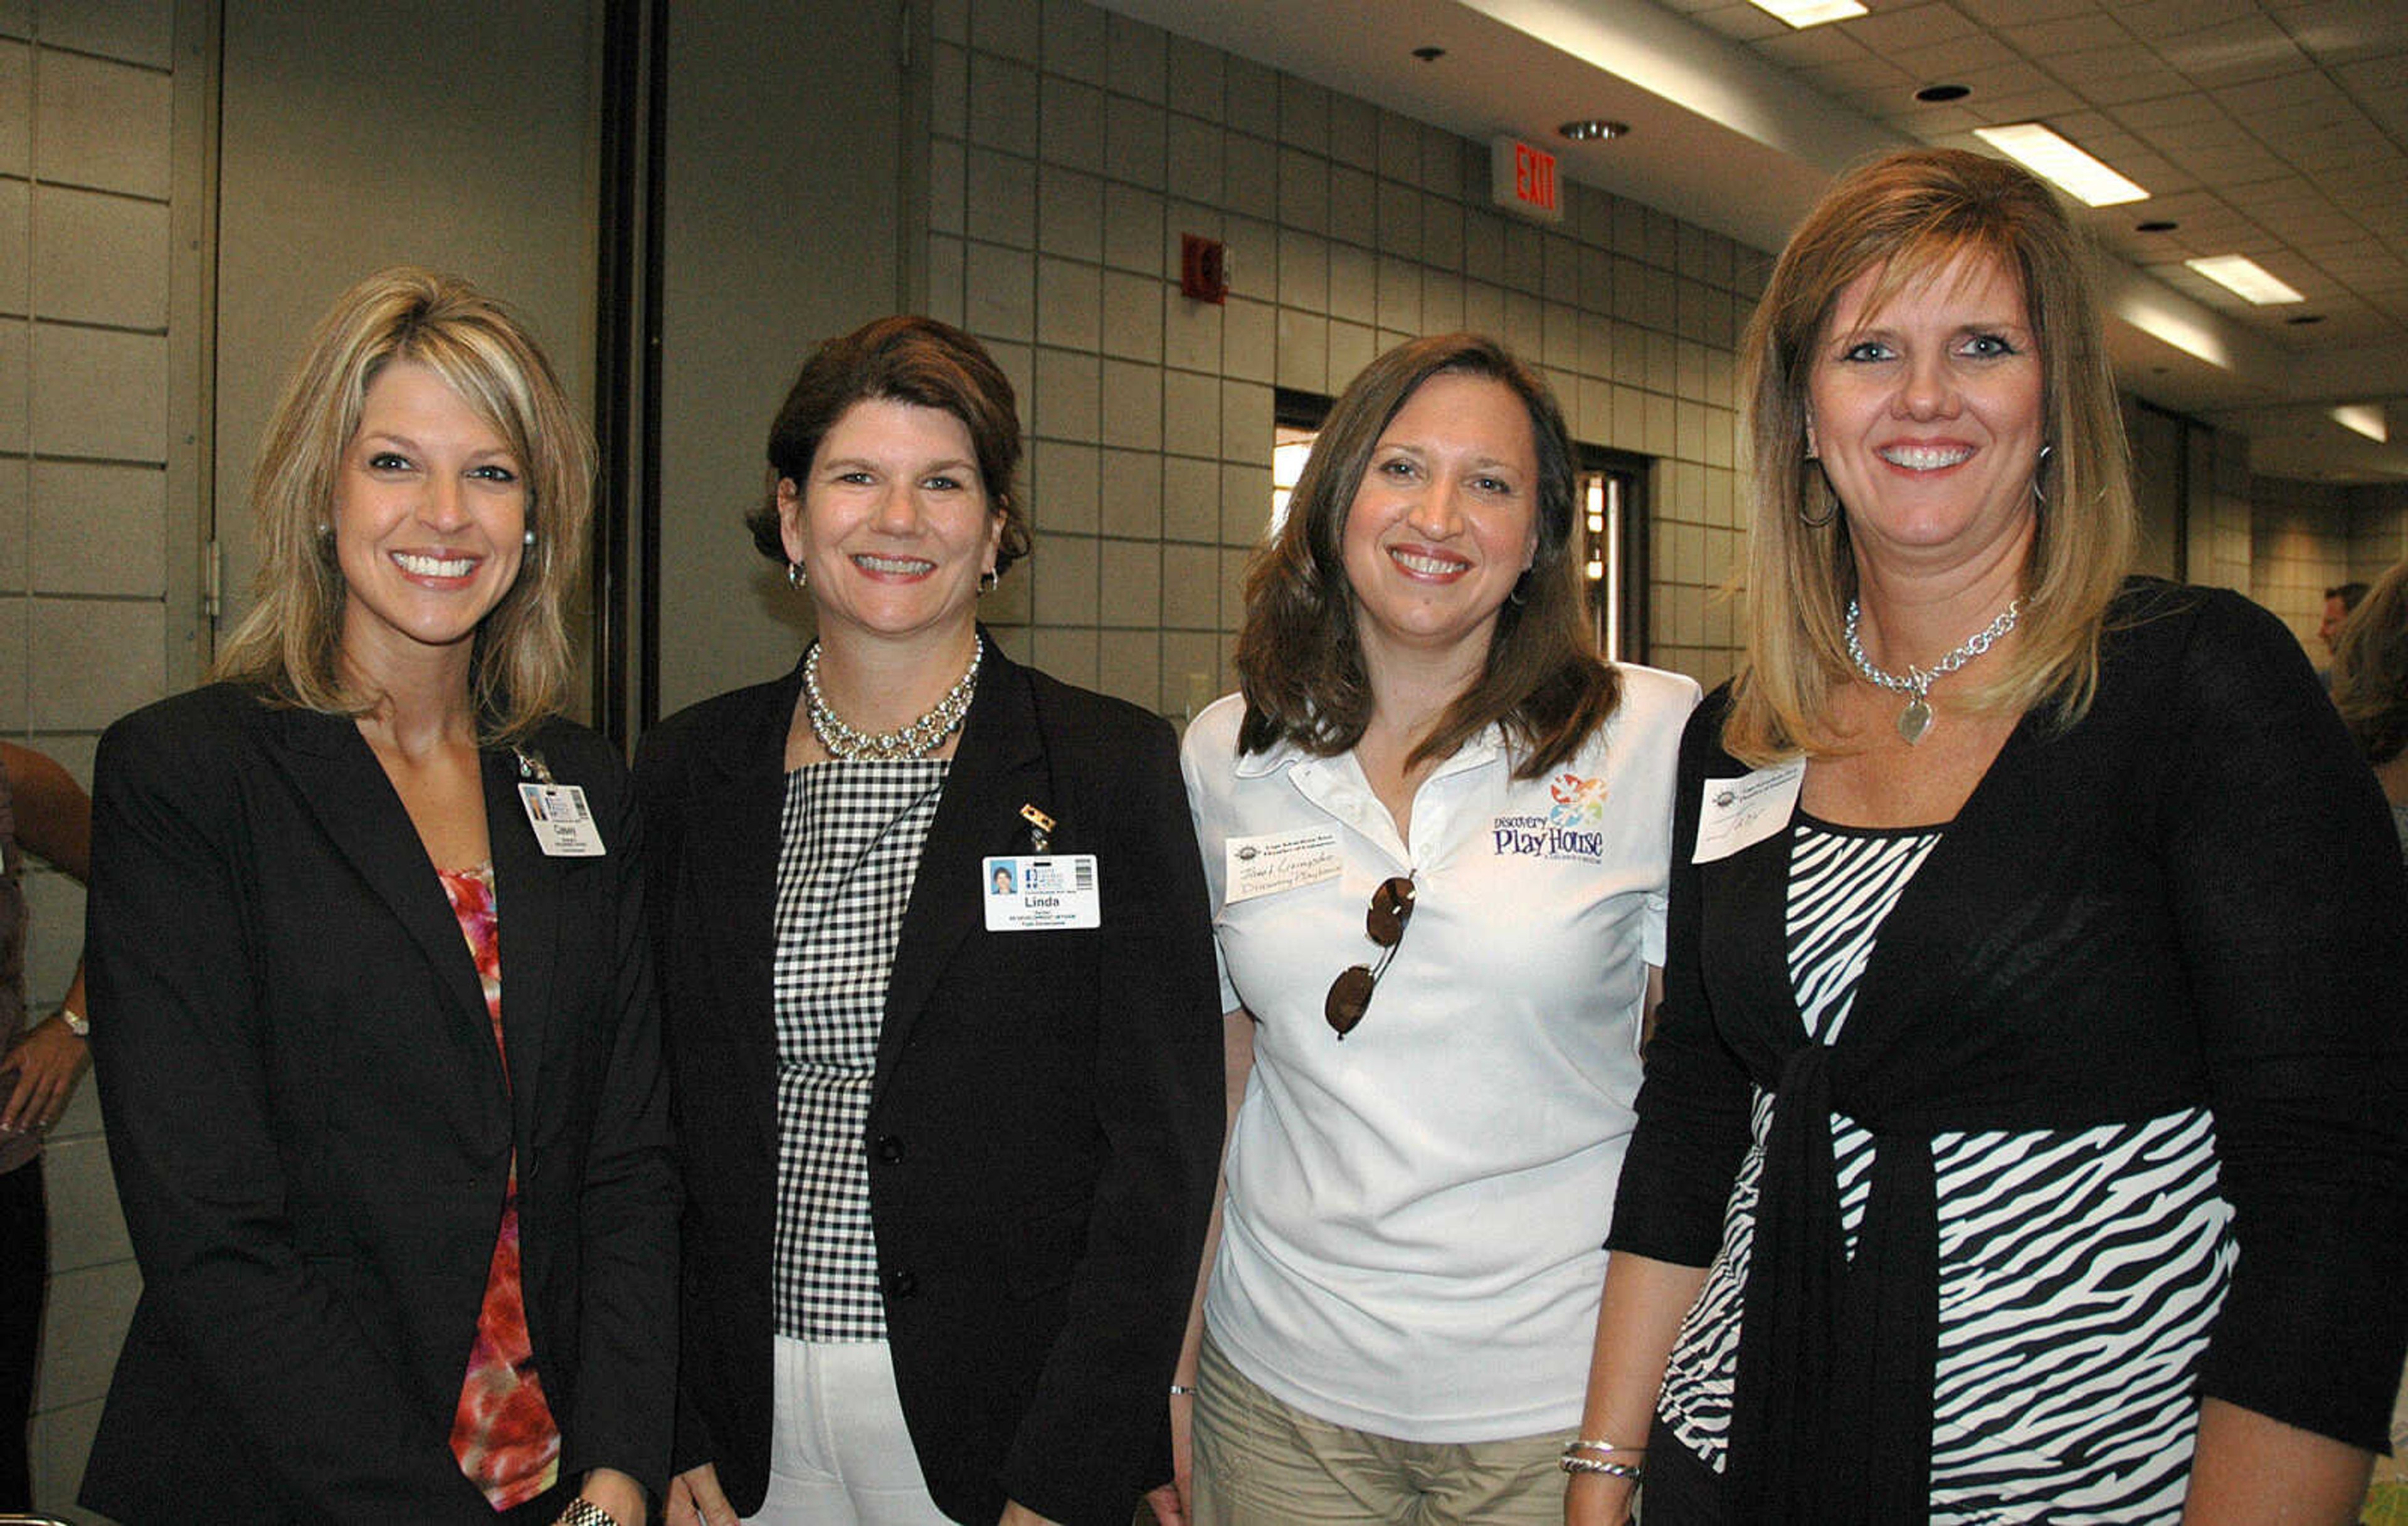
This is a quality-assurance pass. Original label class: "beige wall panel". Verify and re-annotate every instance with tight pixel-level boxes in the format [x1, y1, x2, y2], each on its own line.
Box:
[31, 183, 170, 328]
[212, 0, 600, 639]
[650, 0, 907, 718]
[28, 324, 165, 461]
[33, 48, 169, 196]
[32, 458, 167, 596]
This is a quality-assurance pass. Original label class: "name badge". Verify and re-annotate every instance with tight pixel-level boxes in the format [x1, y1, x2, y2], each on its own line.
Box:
[1223, 828, 1342, 904]
[1692, 759, 1802, 864]
[518, 782, 607, 857]
[983, 854, 1101, 931]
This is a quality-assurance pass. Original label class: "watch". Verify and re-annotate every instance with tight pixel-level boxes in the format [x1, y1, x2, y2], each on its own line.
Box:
[58, 1008, 88, 1038]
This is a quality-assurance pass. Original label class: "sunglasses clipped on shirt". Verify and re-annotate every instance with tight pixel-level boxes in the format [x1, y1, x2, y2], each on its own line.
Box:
[1324, 875, 1415, 1039]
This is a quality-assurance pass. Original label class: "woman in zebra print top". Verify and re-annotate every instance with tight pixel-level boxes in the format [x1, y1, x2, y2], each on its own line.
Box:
[1568, 147, 2408, 1526]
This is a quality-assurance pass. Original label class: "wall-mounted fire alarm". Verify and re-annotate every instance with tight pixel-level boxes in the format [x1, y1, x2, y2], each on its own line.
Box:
[1181, 234, 1228, 304]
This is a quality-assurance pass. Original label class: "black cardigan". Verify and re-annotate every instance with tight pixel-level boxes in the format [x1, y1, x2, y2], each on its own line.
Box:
[1609, 581, 2408, 1520]
[633, 637, 1223, 1526]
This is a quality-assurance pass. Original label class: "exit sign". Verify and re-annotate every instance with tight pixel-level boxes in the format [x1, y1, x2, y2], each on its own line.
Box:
[1491, 136, 1563, 223]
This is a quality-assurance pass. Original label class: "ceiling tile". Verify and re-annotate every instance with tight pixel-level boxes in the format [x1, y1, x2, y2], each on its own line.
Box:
[2002, 14, 2136, 54]
[2159, 15, 2315, 83]
[2115, 0, 2268, 41]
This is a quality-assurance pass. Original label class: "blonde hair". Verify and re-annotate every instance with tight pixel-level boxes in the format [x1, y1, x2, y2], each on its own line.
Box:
[1724, 147, 2136, 764]
[2334, 560, 2408, 768]
[213, 267, 594, 744]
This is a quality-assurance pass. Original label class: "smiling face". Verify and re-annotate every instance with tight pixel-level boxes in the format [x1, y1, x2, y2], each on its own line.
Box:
[778, 397, 1005, 651]
[1338, 370, 1541, 674]
[1807, 251, 2044, 572]
[332, 359, 528, 681]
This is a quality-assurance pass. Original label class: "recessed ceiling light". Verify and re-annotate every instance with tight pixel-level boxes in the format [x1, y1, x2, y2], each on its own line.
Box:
[2332, 404, 2387, 443]
[2184, 254, 2305, 305]
[1558, 119, 1630, 142]
[1914, 84, 1970, 103]
[1411, 45, 1445, 61]
[2287, 313, 2325, 325]
[1748, 0, 1868, 26]
[2135, 219, 2178, 233]
[1973, 124, 2148, 206]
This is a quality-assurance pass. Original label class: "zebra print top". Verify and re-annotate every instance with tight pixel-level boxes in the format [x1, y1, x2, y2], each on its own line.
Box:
[1656, 816, 2236, 1524]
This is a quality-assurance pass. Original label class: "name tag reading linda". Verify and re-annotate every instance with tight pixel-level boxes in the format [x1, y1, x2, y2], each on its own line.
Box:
[983, 854, 1101, 931]
[1223, 828, 1342, 904]
[518, 782, 607, 857]
[1692, 759, 1803, 865]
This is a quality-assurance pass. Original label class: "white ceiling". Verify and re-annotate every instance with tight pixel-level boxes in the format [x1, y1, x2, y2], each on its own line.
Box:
[1094, 0, 2408, 481]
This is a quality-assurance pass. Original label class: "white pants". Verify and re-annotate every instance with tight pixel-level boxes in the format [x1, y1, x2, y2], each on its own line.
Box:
[746, 1337, 950, 1526]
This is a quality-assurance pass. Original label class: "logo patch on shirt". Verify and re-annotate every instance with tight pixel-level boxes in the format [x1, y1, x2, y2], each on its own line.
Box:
[1491, 772, 1610, 861]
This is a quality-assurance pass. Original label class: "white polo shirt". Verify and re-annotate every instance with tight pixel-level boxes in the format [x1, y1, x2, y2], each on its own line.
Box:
[1179, 665, 1699, 1442]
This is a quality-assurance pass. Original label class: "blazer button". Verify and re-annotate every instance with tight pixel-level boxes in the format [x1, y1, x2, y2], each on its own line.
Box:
[875, 1134, 906, 1163]
[884, 1268, 919, 1299]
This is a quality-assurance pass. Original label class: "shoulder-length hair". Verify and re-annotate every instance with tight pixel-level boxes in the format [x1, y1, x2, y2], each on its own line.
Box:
[742, 314, 1032, 578]
[213, 267, 594, 745]
[1234, 332, 1619, 780]
[2335, 559, 2408, 769]
[1724, 146, 2136, 765]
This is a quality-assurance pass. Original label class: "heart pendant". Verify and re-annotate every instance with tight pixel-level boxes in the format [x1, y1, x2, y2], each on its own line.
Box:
[1897, 695, 1933, 745]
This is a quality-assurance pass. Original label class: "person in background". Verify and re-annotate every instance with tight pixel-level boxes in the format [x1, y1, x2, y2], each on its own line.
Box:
[1572, 147, 2407, 1526]
[2332, 560, 2408, 858]
[2322, 580, 2370, 660]
[1172, 332, 1697, 1526]
[82, 268, 676, 1525]
[636, 314, 1220, 1526]
[0, 740, 91, 1512]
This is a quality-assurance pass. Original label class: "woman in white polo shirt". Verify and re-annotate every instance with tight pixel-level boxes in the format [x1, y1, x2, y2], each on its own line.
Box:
[1166, 333, 1698, 1526]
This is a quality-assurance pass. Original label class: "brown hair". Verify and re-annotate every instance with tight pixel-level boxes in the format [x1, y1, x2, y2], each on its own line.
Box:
[212, 267, 593, 744]
[1724, 147, 2135, 764]
[1234, 332, 1618, 779]
[743, 315, 1031, 577]
[2335, 560, 2408, 768]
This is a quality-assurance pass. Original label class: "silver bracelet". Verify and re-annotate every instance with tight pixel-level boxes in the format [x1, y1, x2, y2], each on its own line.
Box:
[556, 1500, 621, 1526]
[1168, 1383, 1197, 1396]
[1563, 1438, 1646, 1456]
[1559, 1454, 1644, 1480]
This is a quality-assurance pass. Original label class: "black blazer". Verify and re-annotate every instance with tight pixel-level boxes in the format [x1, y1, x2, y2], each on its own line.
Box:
[635, 638, 1222, 1526]
[82, 683, 678, 1524]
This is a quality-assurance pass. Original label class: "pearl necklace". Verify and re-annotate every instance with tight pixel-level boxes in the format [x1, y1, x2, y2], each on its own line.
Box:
[803, 636, 983, 760]
[1844, 597, 2020, 745]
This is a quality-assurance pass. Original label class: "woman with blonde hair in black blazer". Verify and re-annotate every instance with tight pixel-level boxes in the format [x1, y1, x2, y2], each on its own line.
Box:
[83, 267, 675, 1526]
[635, 315, 1222, 1526]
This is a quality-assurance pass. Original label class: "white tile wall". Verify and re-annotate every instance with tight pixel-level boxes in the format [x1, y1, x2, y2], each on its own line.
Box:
[4, 8, 181, 1515]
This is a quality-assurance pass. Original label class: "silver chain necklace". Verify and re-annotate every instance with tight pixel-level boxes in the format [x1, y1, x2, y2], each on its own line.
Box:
[1845, 597, 2021, 745]
[803, 635, 983, 760]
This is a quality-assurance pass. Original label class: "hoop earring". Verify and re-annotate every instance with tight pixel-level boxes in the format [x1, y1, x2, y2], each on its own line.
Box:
[786, 560, 808, 591]
[1508, 571, 1531, 607]
[2032, 442, 2054, 507]
[1798, 477, 1837, 529]
[978, 567, 1000, 594]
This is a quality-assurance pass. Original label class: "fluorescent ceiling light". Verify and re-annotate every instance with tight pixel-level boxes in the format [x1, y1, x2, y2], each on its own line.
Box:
[1972, 124, 2148, 206]
[1748, 0, 1866, 24]
[2332, 404, 2387, 443]
[2184, 255, 2305, 305]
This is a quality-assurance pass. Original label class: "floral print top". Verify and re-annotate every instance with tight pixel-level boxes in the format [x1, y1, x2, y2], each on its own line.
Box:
[439, 862, 562, 1508]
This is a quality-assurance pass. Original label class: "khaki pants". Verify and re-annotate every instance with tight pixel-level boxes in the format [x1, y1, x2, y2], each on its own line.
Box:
[1189, 1332, 1572, 1526]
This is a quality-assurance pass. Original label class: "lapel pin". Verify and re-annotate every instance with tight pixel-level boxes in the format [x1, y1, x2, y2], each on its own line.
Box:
[1018, 802, 1055, 853]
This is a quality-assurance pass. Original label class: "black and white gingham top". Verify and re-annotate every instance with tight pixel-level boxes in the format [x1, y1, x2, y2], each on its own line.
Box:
[771, 757, 948, 1342]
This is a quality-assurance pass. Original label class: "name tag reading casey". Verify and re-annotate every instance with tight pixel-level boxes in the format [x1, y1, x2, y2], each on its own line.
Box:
[518, 783, 607, 857]
[1692, 759, 1803, 865]
[983, 855, 1102, 931]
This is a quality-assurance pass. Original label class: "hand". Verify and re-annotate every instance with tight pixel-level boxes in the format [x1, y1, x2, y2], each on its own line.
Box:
[667, 1461, 738, 1526]
[1145, 1388, 1196, 1526]
[572, 1466, 648, 1526]
[1, 1016, 90, 1134]
[997, 1502, 1061, 1525]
